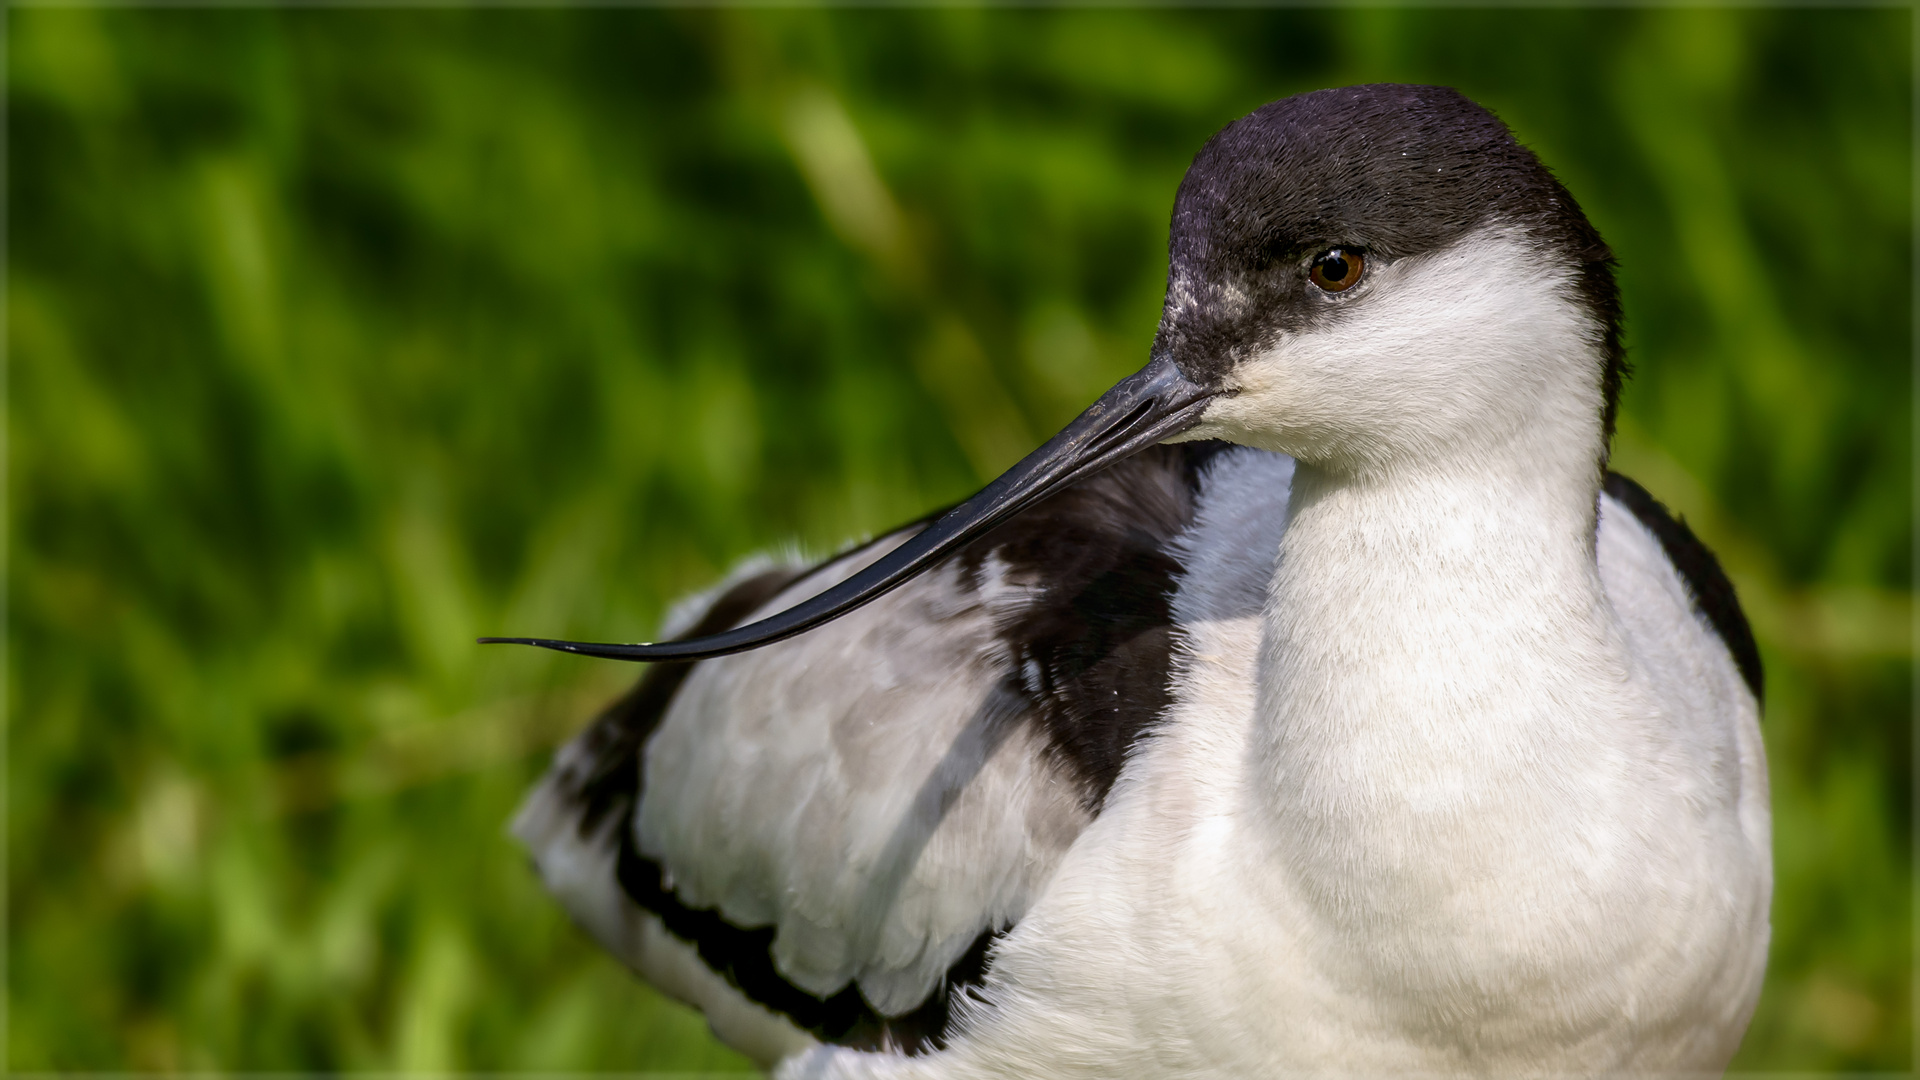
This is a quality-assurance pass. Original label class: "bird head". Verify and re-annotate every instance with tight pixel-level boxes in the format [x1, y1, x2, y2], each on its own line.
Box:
[1154, 83, 1622, 476]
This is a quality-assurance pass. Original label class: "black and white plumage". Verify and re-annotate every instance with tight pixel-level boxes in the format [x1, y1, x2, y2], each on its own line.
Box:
[503, 84, 1770, 1077]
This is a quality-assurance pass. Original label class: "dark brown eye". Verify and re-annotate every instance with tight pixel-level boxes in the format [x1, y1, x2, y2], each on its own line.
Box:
[1309, 248, 1365, 292]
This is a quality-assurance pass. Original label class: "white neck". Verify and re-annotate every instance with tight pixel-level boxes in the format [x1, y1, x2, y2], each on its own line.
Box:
[1243, 408, 1645, 991]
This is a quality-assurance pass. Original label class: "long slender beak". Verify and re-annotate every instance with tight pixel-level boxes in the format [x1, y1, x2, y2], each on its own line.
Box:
[480, 353, 1218, 662]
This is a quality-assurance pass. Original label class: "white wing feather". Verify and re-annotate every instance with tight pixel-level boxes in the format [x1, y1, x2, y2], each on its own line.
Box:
[638, 530, 1094, 1014]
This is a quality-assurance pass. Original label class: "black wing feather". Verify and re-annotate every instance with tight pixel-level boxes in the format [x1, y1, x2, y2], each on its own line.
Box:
[1604, 471, 1763, 704]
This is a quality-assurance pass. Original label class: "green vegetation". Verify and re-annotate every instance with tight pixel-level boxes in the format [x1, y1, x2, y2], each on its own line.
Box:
[9, 8, 1909, 1073]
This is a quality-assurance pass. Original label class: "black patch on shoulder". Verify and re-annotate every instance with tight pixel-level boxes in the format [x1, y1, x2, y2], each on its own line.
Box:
[1603, 472, 1763, 704]
[964, 440, 1231, 808]
[550, 563, 1002, 1054]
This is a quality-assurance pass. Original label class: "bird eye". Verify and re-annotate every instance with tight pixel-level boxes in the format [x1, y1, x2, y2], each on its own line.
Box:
[1309, 248, 1365, 293]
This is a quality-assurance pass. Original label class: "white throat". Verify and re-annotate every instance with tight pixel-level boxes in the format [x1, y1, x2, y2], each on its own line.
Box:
[1237, 425, 1704, 1048]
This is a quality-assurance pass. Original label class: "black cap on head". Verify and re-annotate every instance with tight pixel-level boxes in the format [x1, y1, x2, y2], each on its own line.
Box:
[1155, 84, 1625, 439]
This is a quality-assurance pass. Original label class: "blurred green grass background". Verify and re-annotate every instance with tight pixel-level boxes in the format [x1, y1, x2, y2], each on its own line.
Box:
[8, 7, 1911, 1074]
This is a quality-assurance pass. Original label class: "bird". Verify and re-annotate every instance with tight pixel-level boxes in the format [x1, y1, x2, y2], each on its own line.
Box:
[490, 84, 1771, 1078]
